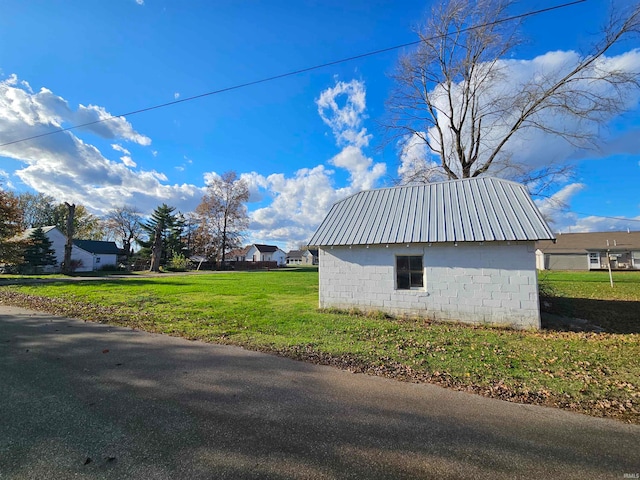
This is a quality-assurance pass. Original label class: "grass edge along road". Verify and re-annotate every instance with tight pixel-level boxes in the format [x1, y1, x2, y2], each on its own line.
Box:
[1, 268, 638, 423]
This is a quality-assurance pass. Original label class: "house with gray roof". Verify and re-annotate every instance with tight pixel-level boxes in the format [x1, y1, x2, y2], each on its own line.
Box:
[308, 177, 555, 329]
[536, 231, 640, 270]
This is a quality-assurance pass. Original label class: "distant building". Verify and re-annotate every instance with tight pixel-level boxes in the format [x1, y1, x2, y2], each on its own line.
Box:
[246, 244, 287, 266]
[286, 249, 318, 265]
[536, 231, 640, 270]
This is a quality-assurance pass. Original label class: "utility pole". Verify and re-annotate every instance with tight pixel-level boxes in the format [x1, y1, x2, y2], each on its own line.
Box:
[606, 239, 614, 288]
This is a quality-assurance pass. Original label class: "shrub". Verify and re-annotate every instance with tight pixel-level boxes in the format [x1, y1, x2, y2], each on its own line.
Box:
[167, 253, 189, 272]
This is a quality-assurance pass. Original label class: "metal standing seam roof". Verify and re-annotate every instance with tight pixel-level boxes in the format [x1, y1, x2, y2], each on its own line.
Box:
[308, 177, 555, 246]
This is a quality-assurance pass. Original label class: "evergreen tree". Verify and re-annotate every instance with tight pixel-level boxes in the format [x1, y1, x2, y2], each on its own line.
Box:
[138, 204, 185, 271]
[22, 227, 57, 274]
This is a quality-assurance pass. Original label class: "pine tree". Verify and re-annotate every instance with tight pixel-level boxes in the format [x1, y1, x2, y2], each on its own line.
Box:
[138, 204, 185, 272]
[22, 227, 57, 274]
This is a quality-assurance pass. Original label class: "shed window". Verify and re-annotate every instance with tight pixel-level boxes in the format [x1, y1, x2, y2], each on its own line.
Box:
[396, 255, 424, 290]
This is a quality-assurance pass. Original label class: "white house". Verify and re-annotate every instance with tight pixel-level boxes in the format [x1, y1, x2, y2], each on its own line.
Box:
[246, 244, 287, 266]
[18, 226, 121, 272]
[308, 177, 555, 329]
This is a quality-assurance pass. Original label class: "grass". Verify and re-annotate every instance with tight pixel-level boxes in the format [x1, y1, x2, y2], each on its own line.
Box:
[539, 270, 640, 333]
[1, 267, 639, 423]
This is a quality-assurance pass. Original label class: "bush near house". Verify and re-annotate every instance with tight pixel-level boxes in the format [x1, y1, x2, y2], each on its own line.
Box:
[0, 268, 638, 423]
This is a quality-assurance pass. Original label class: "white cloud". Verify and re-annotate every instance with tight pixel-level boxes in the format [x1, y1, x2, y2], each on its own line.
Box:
[397, 132, 443, 184]
[111, 143, 136, 167]
[568, 215, 640, 233]
[536, 183, 585, 219]
[0, 169, 14, 189]
[0, 74, 203, 215]
[535, 182, 640, 233]
[243, 166, 343, 247]
[329, 145, 386, 192]
[174, 92, 180, 100]
[316, 79, 372, 148]
[75, 104, 151, 145]
[135, 0, 144, 5]
[111, 143, 130, 155]
[120, 156, 137, 168]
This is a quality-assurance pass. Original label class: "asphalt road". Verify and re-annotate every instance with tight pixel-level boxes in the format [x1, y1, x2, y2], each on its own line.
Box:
[1, 305, 638, 479]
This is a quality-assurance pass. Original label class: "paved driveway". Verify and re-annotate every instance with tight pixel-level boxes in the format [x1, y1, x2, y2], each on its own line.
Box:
[1, 305, 638, 479]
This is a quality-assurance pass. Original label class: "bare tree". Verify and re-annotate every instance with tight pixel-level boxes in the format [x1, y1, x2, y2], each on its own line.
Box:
[103, 205, 143, 263]
[195, 171, 249, 266]
[386, 0, 640, 193]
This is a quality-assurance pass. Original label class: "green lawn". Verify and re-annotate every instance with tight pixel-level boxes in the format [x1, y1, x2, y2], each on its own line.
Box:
[540, 270, 640, 333]
[1, 268, 638, 423]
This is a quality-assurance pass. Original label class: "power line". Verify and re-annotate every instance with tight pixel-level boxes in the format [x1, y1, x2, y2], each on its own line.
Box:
[0, 0, 587, 148]
[544, 206, 640, 223]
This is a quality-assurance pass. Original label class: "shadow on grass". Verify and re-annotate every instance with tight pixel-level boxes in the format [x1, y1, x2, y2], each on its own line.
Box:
[541, 296, 640, 334]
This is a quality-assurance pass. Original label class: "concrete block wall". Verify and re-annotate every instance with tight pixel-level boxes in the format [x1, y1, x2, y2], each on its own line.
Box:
[318, 242, 541, 329]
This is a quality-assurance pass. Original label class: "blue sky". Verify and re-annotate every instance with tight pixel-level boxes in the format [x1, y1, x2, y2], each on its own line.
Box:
[0, 0, 638, 249]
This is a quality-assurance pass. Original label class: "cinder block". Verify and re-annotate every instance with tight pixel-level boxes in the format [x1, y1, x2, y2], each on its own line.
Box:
[472, 276, 492, 284]
[500, 299, 521, 309]
[491, 291, 511, 300]
[454, 275, 473, 284]
[483, 283, 501, 292]
[501, 283, 520, 293]
[520, 300, 538, 311]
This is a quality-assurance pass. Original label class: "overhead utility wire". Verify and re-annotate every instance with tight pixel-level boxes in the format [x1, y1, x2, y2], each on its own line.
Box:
[0, 0, 586, 148]
[544, 206, 640, 223]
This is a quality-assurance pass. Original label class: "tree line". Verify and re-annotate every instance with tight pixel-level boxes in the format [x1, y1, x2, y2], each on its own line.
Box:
[0, 171, 249, 273]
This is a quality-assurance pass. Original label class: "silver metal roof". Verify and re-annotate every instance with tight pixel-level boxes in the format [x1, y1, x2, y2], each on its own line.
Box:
[308, 177, 555, 246]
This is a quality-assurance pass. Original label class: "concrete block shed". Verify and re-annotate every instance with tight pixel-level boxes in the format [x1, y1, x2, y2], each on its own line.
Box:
[308, 177, 555, 329]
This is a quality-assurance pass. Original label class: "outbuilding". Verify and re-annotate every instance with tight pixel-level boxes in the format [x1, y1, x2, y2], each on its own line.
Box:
[308, 177, 555, 329]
